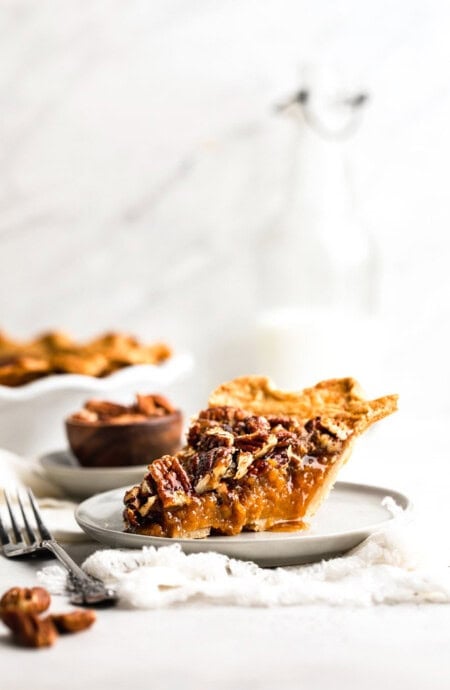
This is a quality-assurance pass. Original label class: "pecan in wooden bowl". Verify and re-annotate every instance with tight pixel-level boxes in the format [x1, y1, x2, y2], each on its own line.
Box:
[65, 394, 183, 468]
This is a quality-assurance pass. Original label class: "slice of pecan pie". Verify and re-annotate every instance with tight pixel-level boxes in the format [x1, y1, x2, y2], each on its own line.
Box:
[123, 377, 398, 538]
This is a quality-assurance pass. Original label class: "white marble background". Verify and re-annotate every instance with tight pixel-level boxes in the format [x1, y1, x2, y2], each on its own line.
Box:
[1, 0, 449, 419]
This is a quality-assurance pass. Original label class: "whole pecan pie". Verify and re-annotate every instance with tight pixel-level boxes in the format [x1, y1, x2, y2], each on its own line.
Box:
[123, 376, 398, 538]
[0, 330, 171, 386]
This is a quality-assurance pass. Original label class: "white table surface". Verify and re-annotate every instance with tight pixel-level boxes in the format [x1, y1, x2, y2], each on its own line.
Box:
[1, 540, 449, 690]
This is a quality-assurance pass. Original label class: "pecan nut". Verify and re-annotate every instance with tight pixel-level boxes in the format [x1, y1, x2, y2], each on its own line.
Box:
[85, 399, 130, 418]
[149, 455, 192, 507]
[1, 610, 58, 648]
[194, 447, 234, 494]
[136, 393, 175, 416]
[0, 587, 51, 616]
[50, 609, 96, 634]
[150, 393, 176, 414]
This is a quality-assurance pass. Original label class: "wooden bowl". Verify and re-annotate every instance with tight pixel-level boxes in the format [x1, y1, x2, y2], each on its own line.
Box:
[65, 410, 183, 468]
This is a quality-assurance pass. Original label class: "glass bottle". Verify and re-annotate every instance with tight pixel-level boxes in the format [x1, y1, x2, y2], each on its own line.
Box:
[255, 78, 379, 388]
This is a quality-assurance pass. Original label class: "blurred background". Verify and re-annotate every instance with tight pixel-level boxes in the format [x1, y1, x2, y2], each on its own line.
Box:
[1, 1, 449, 498]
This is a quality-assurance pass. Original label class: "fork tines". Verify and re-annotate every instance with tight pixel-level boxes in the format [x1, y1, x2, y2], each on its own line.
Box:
[0, 488, 52, 550]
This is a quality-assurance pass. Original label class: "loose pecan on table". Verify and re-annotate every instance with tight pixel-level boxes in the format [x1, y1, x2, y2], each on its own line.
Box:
[0, 586, 97, 649]
[50, 610, 96, 634]
[1, 610, 58, 648]
[0, 587, 51, 616]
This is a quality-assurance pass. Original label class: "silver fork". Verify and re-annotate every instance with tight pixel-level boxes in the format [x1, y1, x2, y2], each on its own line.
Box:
[0, 489, 116, 606]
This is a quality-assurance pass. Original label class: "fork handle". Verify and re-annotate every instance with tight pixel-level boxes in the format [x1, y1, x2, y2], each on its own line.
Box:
[42, 539, 114, 604]
[42, 539, 88, 582]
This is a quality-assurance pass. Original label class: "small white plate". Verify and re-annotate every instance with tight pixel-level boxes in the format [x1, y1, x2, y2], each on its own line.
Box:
[39, 450, 146, 499]
[75, 482, 411, 566]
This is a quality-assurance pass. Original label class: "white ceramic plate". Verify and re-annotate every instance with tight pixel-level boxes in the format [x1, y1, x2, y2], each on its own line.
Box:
[75, 481, 411, 566]
[39, 450, 146, 499]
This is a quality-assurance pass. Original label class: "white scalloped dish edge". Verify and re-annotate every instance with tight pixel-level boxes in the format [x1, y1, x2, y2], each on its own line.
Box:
[0, 352, 193, 401]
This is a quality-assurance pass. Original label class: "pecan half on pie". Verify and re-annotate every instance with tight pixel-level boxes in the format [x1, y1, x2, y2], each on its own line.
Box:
[123, 376, 398, 538]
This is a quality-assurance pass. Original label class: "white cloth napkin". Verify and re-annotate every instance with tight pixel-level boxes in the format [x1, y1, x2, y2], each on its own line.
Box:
[38, 516, 450, 608]
[0, 448, 87, 541]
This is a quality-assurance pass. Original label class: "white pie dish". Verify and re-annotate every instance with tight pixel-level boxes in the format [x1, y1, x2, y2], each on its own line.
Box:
[75, 481, 411, 566]
[38, 450, 147, 499]
[0, 352, 193, 457]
